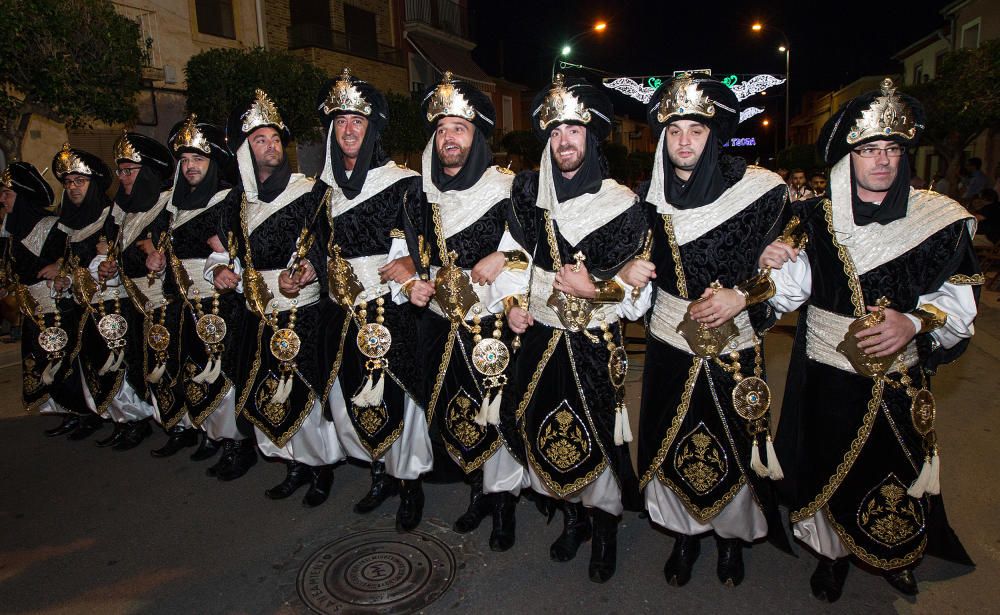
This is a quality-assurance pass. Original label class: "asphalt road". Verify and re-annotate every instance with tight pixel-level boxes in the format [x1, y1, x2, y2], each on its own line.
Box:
[1, 296, 998, 614]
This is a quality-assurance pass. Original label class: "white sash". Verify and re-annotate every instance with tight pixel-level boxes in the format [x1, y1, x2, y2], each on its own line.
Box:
[20, 216, 60, 257]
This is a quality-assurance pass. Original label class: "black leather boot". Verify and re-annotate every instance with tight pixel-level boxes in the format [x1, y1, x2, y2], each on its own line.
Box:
[45, 414, 80, 437]
[550, 502, 592, 562]
[216, 438, 257, 481]
[810, 557, 850, 602]
[150, 426, 199, 458]
[95, 423, 125, 448]
[190, 433, 221, 461]
[303, 465, 335, 508]
[354, 461, 397, 513]
[589, 509, 619, 583]
[884, 567, 918, 596]
[265, 461, 314, 499]
[112, 419, 151, 450]
[489, 492, 517, 552]
[453, 470, 491, 533]
[207, 438, 237, 477]
[396, 478, 424, 531]
[67, 413, 105, 441]
[715, 536, 745, 587]
[663, 534, 701, 587]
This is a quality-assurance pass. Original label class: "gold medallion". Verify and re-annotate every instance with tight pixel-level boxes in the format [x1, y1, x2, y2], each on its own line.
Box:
[269, 327, 301, 362]
[147, 323, 171, 352]
[910, 388, 936, 436]
[196, 314, 227, 345]
[356, 322, 391, 359]
[434, 262, 479, 321]
[472, 338, 509, 377]
[676, 311, 739, 358]
[98, 313, 128, 341]
[547, 290, 596, 333]
[608, 346, 629, 388]
[732, 376, 771, 421]
[38, 326, 69, 353]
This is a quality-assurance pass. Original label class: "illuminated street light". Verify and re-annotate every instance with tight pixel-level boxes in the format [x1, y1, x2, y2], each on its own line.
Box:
[750, 22, 791, 149]
[762, 118, 770, 126]
[553, 21, 609, 78]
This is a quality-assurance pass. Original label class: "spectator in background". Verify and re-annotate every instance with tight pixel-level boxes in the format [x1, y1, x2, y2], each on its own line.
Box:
[973, 188, 1000, 244]
[931, 171, 951, 196]
[992, 161, 1000, 194]
[788, 168, 814, 201]
[775, 167, 789, 182]
[809, 169, 828, 198]
[962, 157, 987, 201]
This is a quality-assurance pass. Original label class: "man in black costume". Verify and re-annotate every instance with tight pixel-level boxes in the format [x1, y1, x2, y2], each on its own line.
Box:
[210, 89, 341, 507]
[161, 114, 256, 478]
[98, 132, 174, 452]
[315, 69, 432, 524]
[403, 71, 528, 541]
[50, 145, 119, 441]
[1, 162, 86, 423]
[619, 74, 791, 587]
[763, 79, 980, 601]
[507, 74, 647, 583]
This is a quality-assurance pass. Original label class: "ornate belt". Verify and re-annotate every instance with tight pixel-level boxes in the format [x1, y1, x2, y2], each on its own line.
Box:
[26, 281, 58, 314]
[328, 253, 390, 306]
[648, 291, 756, 355]
[806, 306, 918, 375]
[426, 265, 493, 321]
[256, 268, 320, 313]
[180, 258, 218, 299]
[528, 267, 619, 331]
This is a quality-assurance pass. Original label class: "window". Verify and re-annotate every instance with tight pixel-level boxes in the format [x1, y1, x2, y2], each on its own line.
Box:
[289, 0, 332, 48]
[195, 0, 235, 39]
[912, 62, 923, 85]
[934, 50, 946, 76]
[344, 4, 377, 58]
[960, 18, 980, 49]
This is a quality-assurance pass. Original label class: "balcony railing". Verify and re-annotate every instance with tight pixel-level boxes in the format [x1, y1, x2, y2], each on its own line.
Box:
[404, 0, 470, 39]
[113, 1, 161, 68]
[288, 24, 405, 66]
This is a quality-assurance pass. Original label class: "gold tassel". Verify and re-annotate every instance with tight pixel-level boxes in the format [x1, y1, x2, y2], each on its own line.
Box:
[620, 406, 633, 444]
[271, 374, 293, 405]
[613, 409, 623, 446]
[926, 449, 941, 495]
[750, 438, 769, 478]
[765, 433, 784, 480]
[907, 454, 934, 498]
[474, 392, 490, 427]
[486, 389, 502, 426]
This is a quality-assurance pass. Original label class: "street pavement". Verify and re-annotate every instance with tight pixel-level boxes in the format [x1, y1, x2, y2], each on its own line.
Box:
[1, 292, 998, 614]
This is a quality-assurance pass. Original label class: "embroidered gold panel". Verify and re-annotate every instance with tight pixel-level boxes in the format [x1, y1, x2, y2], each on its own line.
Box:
[857, 473, 925, 548]
[673, 422, 728, 495]
[537, 400, 592, 472]
[445, 387, 486, 450]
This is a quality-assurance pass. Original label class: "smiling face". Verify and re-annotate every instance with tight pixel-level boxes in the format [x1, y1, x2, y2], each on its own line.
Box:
[665, 120, 710, 181]
[549, 123, 588, 178]
[851, 139, 901, 202]
[434, 117, 475, 175]
[334, 114, 369, 170]
[179, 152, 211, 187]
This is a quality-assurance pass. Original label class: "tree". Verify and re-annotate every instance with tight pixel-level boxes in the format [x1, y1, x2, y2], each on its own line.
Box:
[0, 0, 145, 161]
[500, 130, 544, 170]
[906, 40, 1000, 197]
[382, 92, 425, 166]
[185, 47, 327, 143]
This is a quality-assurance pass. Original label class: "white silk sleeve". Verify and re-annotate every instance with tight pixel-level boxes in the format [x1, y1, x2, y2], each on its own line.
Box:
[767, 252, 812, 316]
[903, 282, 977, 350]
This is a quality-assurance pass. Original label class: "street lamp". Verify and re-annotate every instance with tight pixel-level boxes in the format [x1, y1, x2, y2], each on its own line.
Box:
[751, 22, 791, 149]
[552, 21, 608, 79]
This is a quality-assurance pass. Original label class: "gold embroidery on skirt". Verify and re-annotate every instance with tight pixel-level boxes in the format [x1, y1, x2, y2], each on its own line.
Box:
[446, 387, 486, 450]
[537, 401, 591, 472]
[256, 374, 289, 425]
[858, 474, 925, 547]
[673, 422, 728, 495]
[184, 360, 208, 405]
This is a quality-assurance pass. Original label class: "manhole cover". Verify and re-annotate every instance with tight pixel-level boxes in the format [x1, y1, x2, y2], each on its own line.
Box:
[297, 529, 456, 614]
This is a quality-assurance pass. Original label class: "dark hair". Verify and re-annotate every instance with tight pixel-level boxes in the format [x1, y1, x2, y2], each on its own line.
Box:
[809, 169, 827, 179]
[790, 168, 805, 176]
[968, 157, 982, 169]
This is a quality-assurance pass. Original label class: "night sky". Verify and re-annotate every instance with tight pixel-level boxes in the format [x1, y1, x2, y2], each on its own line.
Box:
[472, 0, 952, 122]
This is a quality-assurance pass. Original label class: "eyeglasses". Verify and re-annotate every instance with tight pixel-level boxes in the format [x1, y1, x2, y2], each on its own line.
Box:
[62, 177, 90, 188]
[115, 166, 141, 177]
[853, 145, 905, 158]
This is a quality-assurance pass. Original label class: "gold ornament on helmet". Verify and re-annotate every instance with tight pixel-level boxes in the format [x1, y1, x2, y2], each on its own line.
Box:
[54, 143, 94, 177]
[426, 71, 477, 123]
[321, 68, 372, 117]
[0, 167, 11, 189]
[172, 114, 211, 154]
[241, 88, 287, 135]
[657, 75, 716, 124]
[846, 78, 917, 145]
[113, 131, 142, 163]
[537, 74, 593, 130]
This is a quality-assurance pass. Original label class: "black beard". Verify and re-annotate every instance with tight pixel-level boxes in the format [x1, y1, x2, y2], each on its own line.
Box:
[438, 146, 469, 169]
[555, 148, 584, 173]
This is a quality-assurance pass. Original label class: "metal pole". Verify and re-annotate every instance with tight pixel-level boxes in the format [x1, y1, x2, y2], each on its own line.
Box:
[784, 46, 790, 149]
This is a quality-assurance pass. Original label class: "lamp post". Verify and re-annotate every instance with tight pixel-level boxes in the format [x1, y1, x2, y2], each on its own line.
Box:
[751, 22, 791, 149]
[552, 21, 608, 79]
